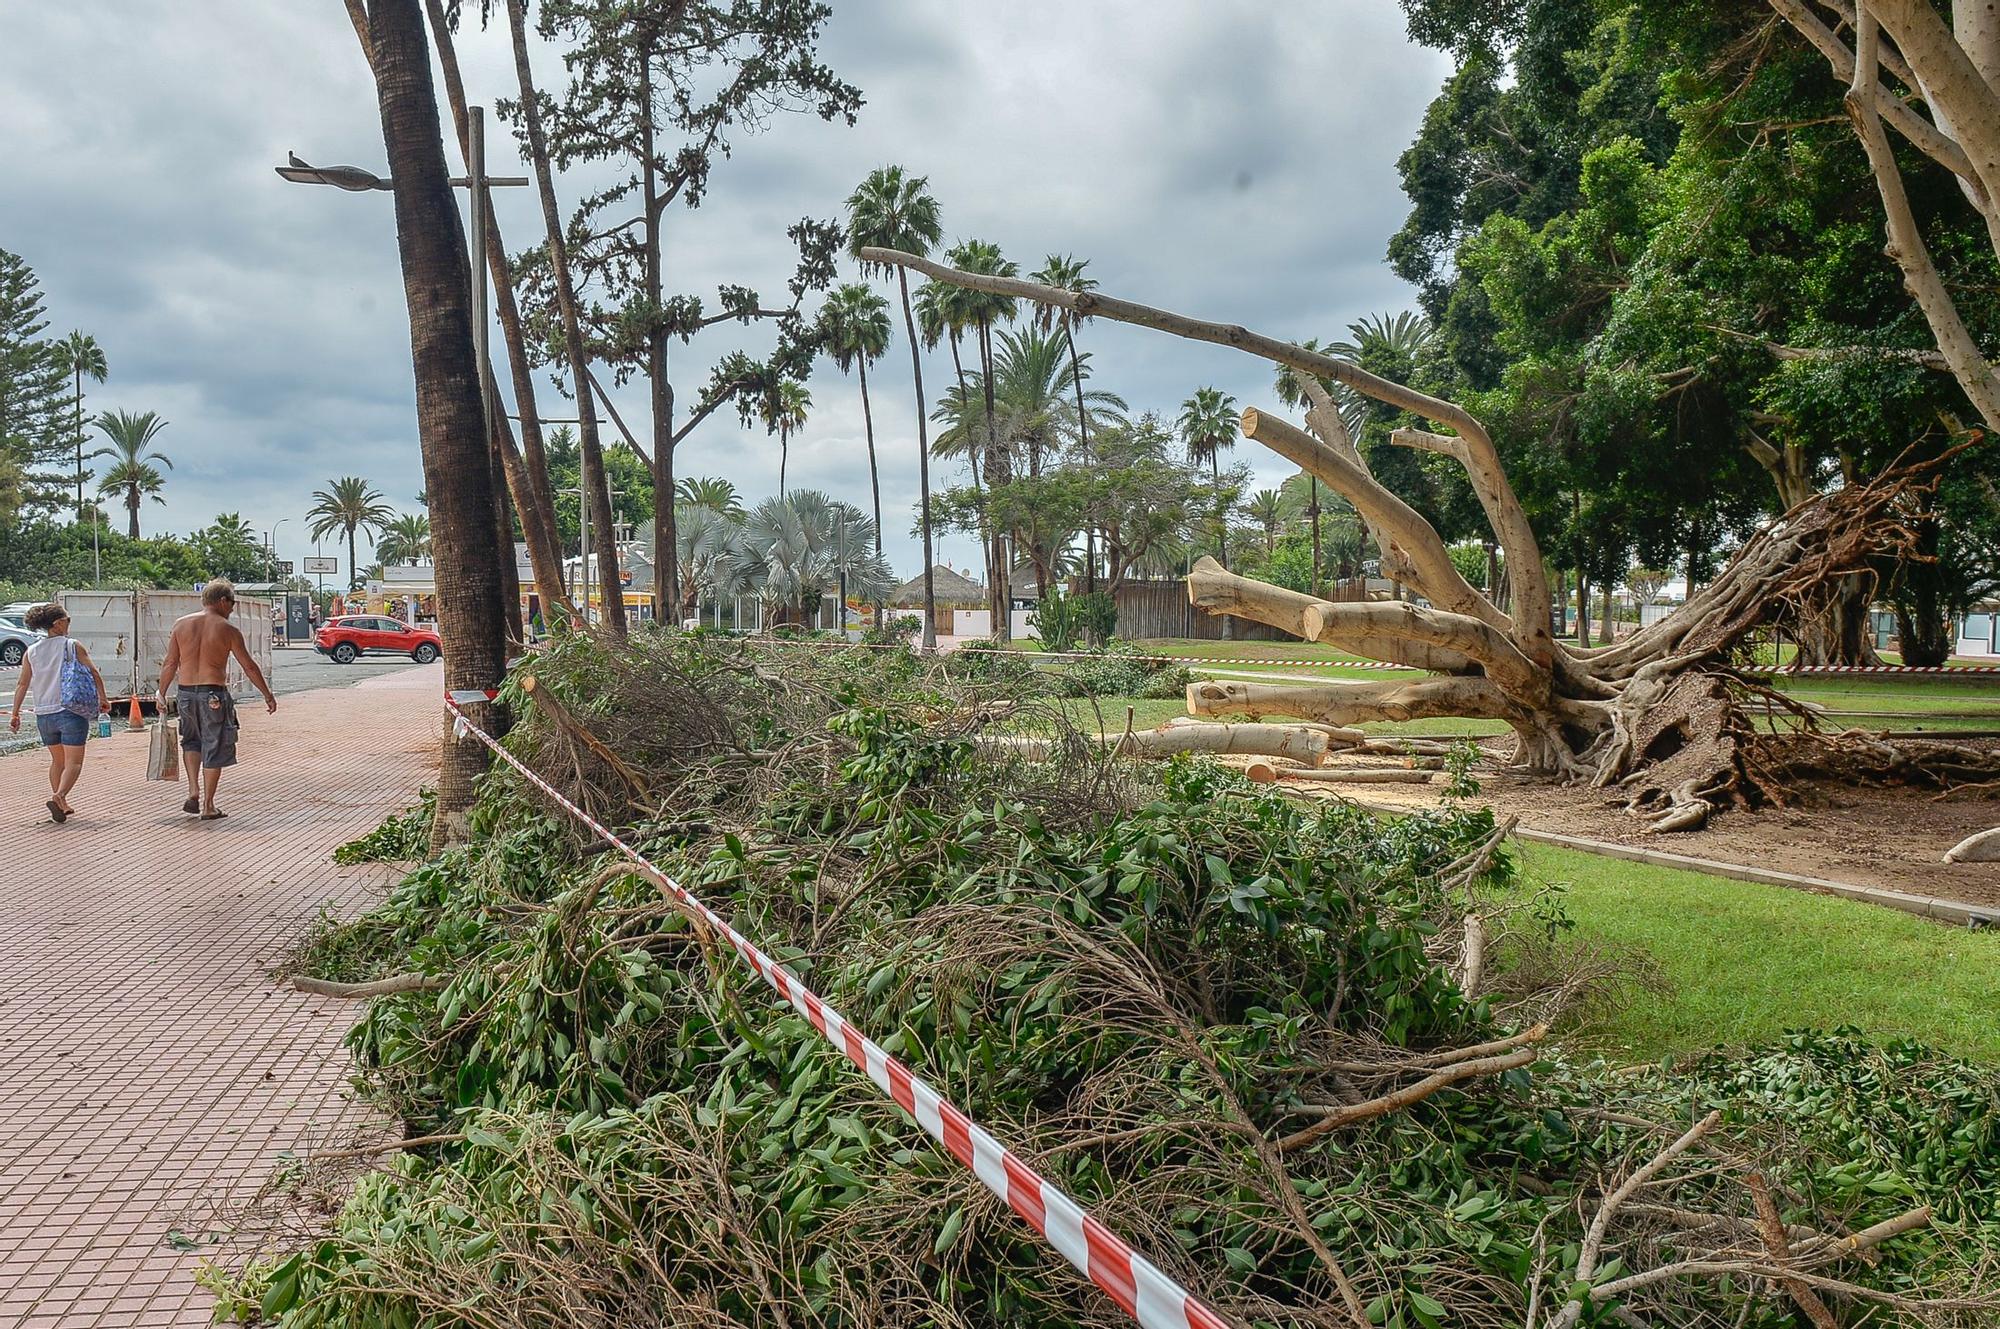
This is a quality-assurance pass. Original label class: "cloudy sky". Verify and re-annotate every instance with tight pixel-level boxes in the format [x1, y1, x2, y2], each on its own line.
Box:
[1, 2, 1451, 579]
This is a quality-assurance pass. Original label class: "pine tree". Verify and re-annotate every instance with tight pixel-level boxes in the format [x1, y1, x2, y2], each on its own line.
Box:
[0, 250, 69, 514]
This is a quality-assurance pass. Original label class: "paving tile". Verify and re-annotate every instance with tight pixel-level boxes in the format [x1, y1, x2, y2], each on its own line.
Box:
[0, 666, 439, 1325]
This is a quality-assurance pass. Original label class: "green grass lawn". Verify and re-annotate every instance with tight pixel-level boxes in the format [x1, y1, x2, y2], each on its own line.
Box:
[1514, 842, 2000, 1064]
[1081, 638, 2000, 729]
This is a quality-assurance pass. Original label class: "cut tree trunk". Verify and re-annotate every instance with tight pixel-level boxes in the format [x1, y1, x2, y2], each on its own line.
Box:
[861, 246, 2000, 831]
[983, 720, 1336, 765]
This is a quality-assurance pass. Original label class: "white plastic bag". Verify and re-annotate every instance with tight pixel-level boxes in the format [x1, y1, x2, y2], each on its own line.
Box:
[147, 715, 181, 781]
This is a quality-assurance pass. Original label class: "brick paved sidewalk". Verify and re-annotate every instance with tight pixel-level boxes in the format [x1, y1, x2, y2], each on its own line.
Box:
[0, 666, 442, 1327]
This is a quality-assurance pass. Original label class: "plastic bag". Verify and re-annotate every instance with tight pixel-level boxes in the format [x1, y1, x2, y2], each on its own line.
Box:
[147, 716, 181, 781]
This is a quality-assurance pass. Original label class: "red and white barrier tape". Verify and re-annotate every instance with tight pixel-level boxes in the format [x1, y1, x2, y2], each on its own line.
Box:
[755, 636, 2000, 677]
[441, 694, 1234, 1329]
[755, 636, 1419, 671]
[1783, 664, 2000, 675]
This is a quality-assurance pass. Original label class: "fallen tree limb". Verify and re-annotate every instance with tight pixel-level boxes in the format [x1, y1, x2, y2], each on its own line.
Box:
[1187, 555, 1482, 675]
[1944, 825, 2000, 862]
[1797, 1204, 1933, 1262]
[290, 972, 444, 998]
[1550, 1110, 1724, 1329]
[1273, 1032, 1547, 1153]
[1245, 761, 1435, 785]
[519, 674, 650, 794]
[1748, 1171, 1838, 1329]
[309, 1131, 467, 1164]
[982, 721, 1334, 765]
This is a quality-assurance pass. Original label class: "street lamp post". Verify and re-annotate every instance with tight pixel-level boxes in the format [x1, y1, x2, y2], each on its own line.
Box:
[277, 136, 528, 604]
[266, 518, 289, 583]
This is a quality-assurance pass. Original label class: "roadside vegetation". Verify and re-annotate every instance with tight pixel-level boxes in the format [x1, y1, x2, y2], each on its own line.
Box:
[226, 633, 1999, 1328]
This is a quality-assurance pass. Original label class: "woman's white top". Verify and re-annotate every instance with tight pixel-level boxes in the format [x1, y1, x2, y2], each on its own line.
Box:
[24, 635, 74, 715]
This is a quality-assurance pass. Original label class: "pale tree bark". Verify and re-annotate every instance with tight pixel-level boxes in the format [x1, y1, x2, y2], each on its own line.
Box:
[862, 247, 2000, 833]
[506, 0, 626, 636]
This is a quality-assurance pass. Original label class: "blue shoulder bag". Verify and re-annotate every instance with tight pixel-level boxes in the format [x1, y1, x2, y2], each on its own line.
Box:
[60, 638, 100, 718]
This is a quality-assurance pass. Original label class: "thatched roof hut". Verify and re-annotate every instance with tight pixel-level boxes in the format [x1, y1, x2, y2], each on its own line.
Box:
[887, 565, 986, 608]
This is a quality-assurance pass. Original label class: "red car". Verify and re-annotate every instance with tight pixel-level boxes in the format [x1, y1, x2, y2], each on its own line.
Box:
[314, 615, 442, 664]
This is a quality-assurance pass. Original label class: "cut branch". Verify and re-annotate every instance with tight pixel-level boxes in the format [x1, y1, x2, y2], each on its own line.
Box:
[1188, 675, 1525, 728]
[1272, 1033, 1546, 1153]
[1239, 409, 1508, 636]
[290, 972, 443, 998]
[1187, 555, 1487, 677]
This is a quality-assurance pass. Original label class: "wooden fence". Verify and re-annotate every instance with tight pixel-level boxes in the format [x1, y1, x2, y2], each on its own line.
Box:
[1108, 576, 1372, 641]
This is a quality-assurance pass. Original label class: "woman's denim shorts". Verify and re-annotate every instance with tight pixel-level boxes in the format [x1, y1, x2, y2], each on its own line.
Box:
[36, 711, 88, 747]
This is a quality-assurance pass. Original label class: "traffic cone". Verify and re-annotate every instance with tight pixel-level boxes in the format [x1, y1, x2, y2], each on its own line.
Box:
[128, 694, 145, 731]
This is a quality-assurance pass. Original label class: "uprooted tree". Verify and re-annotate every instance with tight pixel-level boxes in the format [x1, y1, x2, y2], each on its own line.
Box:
[861, 246, 2000, 832]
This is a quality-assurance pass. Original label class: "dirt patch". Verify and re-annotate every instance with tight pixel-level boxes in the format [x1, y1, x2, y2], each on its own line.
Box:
[1267, 746, 2000, 909]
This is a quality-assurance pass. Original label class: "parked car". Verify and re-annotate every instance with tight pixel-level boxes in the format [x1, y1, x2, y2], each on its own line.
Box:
[314, 615, 442, 664]
[0, 619, 37, 666]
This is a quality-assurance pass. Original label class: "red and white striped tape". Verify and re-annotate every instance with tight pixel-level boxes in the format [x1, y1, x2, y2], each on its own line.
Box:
[757, 636, 1419, 672]
[1784, 664, 2000, 675]
[441, 695, 1234, 1329]
[758, 636, 2000, 677]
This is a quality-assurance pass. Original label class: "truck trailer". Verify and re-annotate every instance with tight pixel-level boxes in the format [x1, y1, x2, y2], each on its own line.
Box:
[59, 589, 275, 705]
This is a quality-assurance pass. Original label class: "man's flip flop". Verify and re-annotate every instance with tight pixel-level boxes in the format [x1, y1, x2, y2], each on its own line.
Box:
[47, 800, 67, 823]
[200, 810, 228, 821]
[183, 797, 200, 815]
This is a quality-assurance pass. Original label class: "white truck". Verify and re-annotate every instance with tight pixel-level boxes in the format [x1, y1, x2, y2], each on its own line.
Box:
[59, 589, 275, 705]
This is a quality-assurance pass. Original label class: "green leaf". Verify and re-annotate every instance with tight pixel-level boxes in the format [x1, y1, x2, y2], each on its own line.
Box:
[932, 1204, 965, 1255]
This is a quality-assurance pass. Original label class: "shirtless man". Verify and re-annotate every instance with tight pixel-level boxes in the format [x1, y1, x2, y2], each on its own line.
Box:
[158, 579, 278, 820]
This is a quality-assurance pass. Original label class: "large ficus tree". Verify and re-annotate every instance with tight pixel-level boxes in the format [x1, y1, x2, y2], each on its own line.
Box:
[521, 0, 860, 623]
[865, 245, 1998, 834]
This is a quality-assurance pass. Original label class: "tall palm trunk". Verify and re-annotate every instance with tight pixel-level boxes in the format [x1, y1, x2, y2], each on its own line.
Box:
[366, 0, 510, 846]
[1064, 326, 1096, 594]
[897, 269, 937, 651]
[422, 0, 572, 624]
[506, 0, 625, 636]
[857, 353, 886, 627]
[73, 367, 83, 519]
[347, 525, 359, 590]
[126, 491, 138, 541]
[977, 321, 1008, 641]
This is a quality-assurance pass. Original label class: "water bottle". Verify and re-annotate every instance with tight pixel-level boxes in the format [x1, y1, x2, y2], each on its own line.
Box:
[97, 714, 112, 739]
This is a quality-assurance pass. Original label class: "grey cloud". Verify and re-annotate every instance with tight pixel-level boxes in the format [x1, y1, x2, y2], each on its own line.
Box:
[3, 0, 1448, 574]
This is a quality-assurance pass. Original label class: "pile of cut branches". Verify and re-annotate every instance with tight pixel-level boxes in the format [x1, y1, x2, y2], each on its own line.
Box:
[226, 635, 1999, 1328]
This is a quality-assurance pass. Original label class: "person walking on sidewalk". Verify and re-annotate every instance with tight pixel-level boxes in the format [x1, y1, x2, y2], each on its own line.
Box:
[157, 579, 278, 821]
[7, 602, 109, 823]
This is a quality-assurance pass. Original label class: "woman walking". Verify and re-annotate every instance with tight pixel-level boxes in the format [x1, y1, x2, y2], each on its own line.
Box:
[7, 603, 108, 823]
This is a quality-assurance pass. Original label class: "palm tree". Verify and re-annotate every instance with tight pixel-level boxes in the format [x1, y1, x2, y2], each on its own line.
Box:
[1247, 489, 1286, 555]
[673, 501, 750, 620]
[944, 239, 1019, 638]
[819, 283, 894, 552]
[1030, 254, 1101, 586]
[847, 165, 944, 650]
[307, 477, 396, 590]
[376, 512, 434, 566]
[739, 490, 894, 626]
[1178, 387, 1240, 608]
[676, 475, 745, 518]
[762, 380, 812, 497]
[90, 409, 172, 539]
[1177, 387, 1239, 481]
[58, 332, 106, 520]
